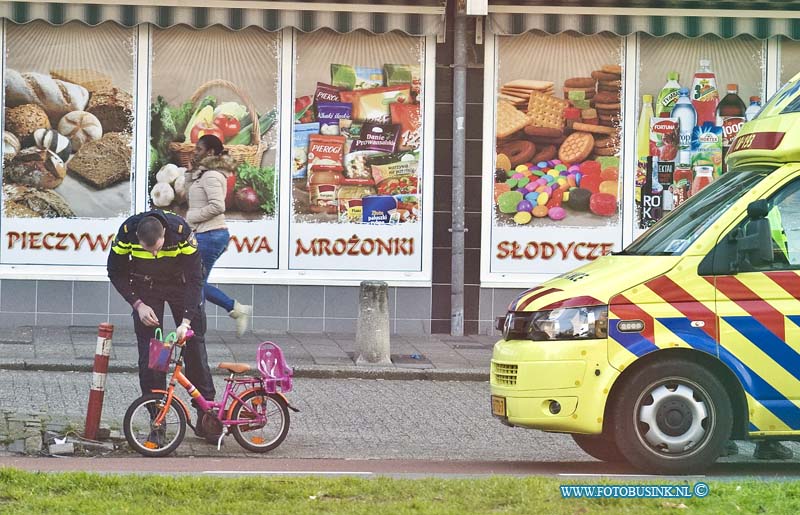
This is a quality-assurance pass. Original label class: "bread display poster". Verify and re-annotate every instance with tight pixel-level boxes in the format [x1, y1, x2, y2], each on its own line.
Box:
[489, 33, 623, 275]
[3, 21, 134, 221]
[149, 26, 280, 226]
[290, 30, 425, 272]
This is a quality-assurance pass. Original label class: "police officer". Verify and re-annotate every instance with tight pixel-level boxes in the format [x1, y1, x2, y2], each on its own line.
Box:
[107, 209, 218, 439]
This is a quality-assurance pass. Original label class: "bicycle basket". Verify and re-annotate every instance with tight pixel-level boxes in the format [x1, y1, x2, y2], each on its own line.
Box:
[256, 342, 293, 393]
[148, 328, 176, 373]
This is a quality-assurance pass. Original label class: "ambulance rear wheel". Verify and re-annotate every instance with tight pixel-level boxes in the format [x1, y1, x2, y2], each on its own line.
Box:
[572, 433, 626, 463]
[612, 359, 732, 474]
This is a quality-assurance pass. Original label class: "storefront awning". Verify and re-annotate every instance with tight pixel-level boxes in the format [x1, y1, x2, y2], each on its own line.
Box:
[489, 4, 800, 40]
[0, 1, 446, 37]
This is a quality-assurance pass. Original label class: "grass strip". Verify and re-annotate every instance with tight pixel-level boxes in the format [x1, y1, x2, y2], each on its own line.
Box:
[1, 467, 799, 514]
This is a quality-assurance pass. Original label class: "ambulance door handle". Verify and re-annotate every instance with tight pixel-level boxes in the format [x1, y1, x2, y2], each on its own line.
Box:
[691, 321, 705, 328]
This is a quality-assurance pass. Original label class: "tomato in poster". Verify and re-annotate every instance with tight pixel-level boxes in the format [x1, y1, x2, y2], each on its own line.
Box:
[214, 114, 241, 140]
[190, 121, 225, 144]
[225, 174, 237, 209]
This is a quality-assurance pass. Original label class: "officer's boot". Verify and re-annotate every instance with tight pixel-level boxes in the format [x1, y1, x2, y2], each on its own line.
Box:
[229, 300, 252, 337]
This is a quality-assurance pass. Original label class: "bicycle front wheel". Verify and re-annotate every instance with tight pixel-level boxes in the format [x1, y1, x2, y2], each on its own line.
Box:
[230, 390, 290, 453]
[123, 393, 186, 457]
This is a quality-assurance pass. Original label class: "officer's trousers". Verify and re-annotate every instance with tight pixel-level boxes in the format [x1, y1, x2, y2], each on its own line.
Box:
[131, 278, 216, 406]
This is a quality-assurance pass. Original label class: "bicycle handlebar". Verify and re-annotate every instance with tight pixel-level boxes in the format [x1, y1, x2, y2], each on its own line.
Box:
[176, 329, 195, 346]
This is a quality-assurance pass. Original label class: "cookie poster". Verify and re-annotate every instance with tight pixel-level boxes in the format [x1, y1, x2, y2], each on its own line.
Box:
[488, 32, 625, 275]
[493, 33, 623, 230]
[2, 21, 135, 222]
[289, 30, 425, 272]
[149, 25, 280, 269]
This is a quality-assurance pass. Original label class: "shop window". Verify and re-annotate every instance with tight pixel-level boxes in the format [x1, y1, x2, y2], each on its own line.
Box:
[635, 34, 764, 232]
[290, 29, 425, 271]
[780, 38, 800, 87]
[2, 21, 136, 265]
[150, 25, 280, 269]
[489, 31, 624, 276]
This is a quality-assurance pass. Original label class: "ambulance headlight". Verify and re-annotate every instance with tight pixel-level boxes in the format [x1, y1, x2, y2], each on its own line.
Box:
[528, 305, 608, 341]
[497, 311, 532, 340]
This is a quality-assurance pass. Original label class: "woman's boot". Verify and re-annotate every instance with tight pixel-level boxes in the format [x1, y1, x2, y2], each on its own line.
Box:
[229, 300, 252, 337]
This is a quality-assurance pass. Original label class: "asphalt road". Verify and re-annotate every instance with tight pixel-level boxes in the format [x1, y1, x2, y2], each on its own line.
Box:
[0, 369, 581, 461]
[2, 370, 800, 478]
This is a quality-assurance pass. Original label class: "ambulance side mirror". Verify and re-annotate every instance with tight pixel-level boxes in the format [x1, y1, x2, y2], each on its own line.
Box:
[701, 200, 774, 276]
[735, 200, 773, 268]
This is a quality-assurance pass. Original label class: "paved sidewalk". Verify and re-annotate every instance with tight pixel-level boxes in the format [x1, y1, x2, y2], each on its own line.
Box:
[0, 326, 498, 381]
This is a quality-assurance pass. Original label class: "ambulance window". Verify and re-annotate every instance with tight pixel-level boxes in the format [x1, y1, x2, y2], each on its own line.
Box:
[623, 169, 771, 256]
[742, 179, 800, 270]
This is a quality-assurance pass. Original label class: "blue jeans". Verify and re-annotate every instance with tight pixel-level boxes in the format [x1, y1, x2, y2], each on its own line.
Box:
[195, 228, 235, 313]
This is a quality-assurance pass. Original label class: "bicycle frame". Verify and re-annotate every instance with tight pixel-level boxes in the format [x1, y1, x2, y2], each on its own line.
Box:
[152, 343, 269, 430]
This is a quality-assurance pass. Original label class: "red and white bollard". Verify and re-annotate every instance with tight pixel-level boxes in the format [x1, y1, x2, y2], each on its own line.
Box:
[84, 323, 114, 440]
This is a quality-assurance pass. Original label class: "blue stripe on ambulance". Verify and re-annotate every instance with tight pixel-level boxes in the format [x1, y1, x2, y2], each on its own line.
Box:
[788, 315, 800, 331]
[725, 317, 800, 381]
[609, 320, 659, 356]
[660, 317, 800, 430]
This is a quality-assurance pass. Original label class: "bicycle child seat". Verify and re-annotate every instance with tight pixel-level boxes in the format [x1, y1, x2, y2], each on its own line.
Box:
[256, 342, 293, 393]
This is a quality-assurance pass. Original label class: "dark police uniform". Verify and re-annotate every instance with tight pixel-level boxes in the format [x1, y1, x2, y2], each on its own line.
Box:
[107, 209, 215, 405]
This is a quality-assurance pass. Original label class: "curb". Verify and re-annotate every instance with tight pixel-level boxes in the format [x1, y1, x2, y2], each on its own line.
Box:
[0, 362, 490, 382]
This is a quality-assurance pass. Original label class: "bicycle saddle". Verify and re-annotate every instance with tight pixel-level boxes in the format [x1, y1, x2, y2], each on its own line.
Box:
[217, 362, 251, 374]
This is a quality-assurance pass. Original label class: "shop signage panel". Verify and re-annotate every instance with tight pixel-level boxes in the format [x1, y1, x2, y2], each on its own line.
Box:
[2, 217, 122, 265]
[490, 225, 617, 275]
[214, 218, 278, 269]
[290, 222, 420, 271]
[634, 34, 765, 233]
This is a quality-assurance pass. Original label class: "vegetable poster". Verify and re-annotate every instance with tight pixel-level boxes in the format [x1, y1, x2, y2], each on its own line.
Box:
[149, 26, 280, 269]
[290, 30, 425, 271]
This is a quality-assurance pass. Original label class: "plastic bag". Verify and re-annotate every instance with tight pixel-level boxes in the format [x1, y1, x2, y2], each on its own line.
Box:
[148, 328, 177, 373]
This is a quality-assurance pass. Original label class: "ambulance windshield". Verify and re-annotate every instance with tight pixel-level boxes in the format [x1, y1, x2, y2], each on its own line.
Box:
[623, 169, 773, 256]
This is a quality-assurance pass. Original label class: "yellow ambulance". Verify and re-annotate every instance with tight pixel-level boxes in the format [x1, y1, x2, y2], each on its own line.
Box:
[490, 72, 800, 474]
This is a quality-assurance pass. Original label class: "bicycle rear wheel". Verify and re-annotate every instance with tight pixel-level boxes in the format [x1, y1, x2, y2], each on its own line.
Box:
[123, 393, 186, 457]
[230, 389, 290, 452]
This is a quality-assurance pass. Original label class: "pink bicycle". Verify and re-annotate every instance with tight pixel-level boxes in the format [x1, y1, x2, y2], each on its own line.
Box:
[123, 332, 297, 457]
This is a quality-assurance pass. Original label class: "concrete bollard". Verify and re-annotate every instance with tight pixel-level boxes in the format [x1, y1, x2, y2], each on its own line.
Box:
[355, 281, 391, 366]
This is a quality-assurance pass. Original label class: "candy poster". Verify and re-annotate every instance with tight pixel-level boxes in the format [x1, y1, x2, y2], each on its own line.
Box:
[488, 32, 625, 275]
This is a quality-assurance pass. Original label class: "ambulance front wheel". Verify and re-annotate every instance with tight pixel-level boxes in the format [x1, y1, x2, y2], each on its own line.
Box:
[612, 358, 732, 475]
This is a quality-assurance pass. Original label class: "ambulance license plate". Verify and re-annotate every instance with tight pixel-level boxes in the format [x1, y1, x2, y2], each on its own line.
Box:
[491, 396, 506, 417]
